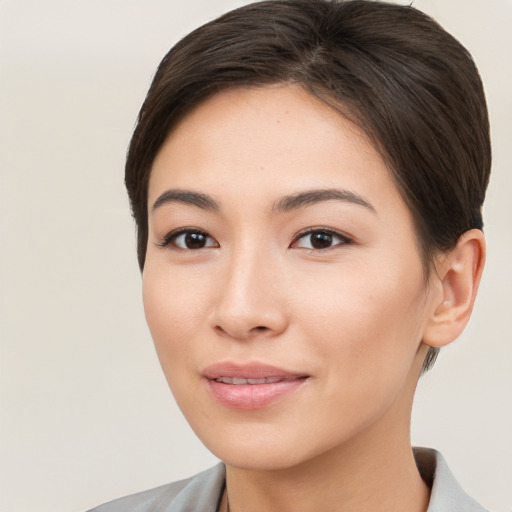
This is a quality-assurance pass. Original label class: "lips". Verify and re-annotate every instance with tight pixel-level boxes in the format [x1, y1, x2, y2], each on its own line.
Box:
[203, 363, 308, 410]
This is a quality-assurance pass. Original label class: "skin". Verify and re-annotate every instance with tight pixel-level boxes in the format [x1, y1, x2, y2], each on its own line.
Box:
[143, 85, 485, 512]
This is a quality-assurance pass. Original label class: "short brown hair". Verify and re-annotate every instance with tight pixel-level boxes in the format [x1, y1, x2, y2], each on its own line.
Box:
[125, 0, 491, 370]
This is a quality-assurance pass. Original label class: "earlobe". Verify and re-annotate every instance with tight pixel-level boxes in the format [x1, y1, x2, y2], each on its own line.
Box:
[423, 229, 486, 348]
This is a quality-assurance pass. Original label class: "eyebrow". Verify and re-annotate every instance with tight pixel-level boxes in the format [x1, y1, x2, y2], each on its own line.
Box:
[272, 188, 376, 214]
[152, 189, 220, 212]
[151, 187, 376, 215]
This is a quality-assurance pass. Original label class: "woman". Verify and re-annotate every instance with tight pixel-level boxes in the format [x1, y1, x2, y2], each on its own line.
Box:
[89, 1, 490, 510]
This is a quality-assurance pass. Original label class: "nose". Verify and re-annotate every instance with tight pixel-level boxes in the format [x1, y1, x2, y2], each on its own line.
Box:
[210, 247, 288, 340]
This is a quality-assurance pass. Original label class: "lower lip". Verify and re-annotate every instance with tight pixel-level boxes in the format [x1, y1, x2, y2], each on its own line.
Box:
[207, 378, 307, 410]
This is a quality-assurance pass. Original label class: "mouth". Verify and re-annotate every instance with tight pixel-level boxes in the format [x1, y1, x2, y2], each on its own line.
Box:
[213, 376, 295, 385]
[203, 363, 309, 410]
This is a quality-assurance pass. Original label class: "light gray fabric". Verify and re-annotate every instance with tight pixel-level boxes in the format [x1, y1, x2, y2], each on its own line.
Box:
[86, 448, 488, 512]
[414, 448, 488, 512]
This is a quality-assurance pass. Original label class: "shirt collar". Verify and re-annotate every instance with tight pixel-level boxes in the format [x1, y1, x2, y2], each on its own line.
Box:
[414, 447, 488, 511]
[167, 448, 487, 512]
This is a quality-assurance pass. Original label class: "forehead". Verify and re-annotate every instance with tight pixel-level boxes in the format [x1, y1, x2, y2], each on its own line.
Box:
[148, 85, 404, 215]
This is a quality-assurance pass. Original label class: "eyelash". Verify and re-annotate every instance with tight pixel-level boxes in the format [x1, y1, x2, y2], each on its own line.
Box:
[157, 227, 353, 251]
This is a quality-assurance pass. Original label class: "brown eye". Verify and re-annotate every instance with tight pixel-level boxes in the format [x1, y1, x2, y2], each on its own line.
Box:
[292, 229, 351, 250]
[182, 232, 209, 249]
[160, 229, 218, 250]
[309, 231, 334, 249]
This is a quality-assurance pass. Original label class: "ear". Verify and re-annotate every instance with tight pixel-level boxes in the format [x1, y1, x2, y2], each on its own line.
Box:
[423, 229, 486, 348]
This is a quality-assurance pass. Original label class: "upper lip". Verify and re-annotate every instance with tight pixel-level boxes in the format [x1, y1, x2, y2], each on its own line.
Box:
[203, 362, 308, 381]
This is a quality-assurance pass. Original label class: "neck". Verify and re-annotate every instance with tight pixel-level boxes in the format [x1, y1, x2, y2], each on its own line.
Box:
[225, 436, 429, 512]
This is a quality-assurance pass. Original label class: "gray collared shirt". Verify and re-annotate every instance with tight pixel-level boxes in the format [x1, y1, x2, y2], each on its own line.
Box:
[86, 448, 488, 512]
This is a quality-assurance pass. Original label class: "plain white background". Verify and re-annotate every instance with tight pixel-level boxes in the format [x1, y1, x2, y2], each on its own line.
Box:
[0, 1, 511, 511]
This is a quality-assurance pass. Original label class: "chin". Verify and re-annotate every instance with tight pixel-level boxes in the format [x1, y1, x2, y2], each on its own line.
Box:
[212, 442, 311, 471]
[190, 416, 355, 473]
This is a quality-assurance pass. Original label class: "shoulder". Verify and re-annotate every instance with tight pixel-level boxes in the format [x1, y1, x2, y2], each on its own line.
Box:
[86, 463, 226, 512]
[414, 447, 489, 512]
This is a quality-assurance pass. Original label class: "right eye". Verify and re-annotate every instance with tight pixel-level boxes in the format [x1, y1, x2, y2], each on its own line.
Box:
[159, 229, 219, 250]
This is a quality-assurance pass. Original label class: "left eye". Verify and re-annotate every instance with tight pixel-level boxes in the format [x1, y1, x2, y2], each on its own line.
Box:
[291, 229, 351, 250]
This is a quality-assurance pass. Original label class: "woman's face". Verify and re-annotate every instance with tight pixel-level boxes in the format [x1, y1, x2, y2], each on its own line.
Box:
[143, 85, 439, 470]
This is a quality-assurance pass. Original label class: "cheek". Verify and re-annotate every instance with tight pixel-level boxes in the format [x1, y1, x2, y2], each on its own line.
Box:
[289, 269, 428, 444]
[142, 261, 207, 362]
[291, 259, 428, 377]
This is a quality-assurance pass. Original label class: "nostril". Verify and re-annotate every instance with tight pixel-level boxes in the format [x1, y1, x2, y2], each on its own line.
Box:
[213, 324, 269, 340]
